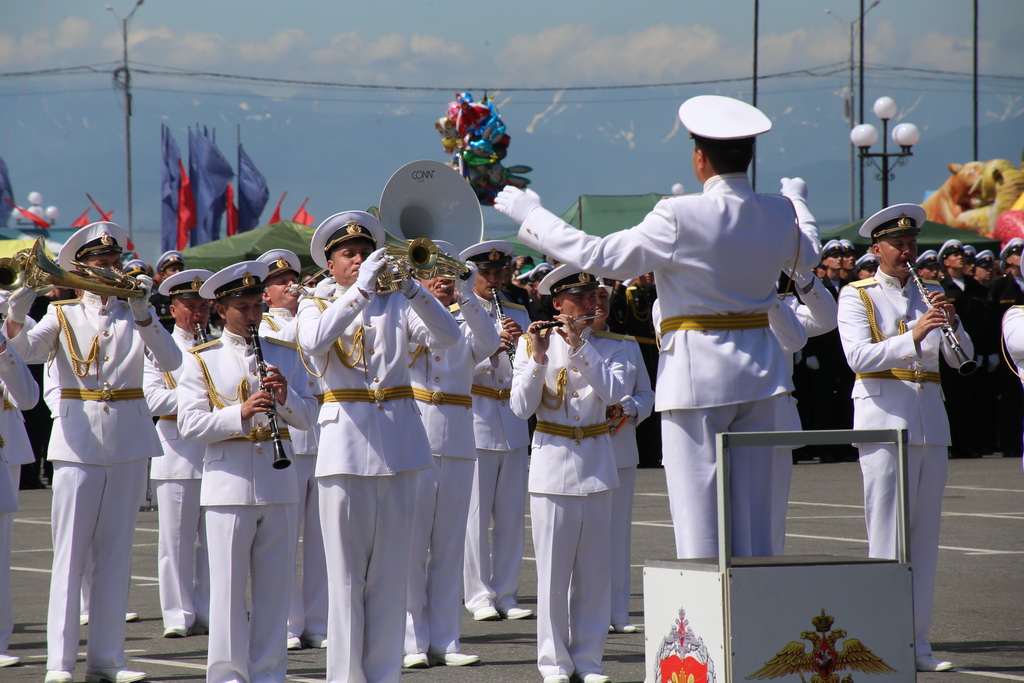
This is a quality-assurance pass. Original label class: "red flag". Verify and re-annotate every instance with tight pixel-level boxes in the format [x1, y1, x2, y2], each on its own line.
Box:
[269, 191, 287, 224]
[85, 194, 114, 221]
[292, 197, 314, 226]
[3, 198, 50, 229]
[70, 208, 91, 228]
[176, 158, 197, 250]
[226, 184, 239, 237]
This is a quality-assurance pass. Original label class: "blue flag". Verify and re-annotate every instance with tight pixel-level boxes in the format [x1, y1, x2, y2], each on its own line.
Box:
[160, 125, 182, 252]
[237, 144, 269, 234]
[188, 127, 234, 246]
[0, 156, 14, 228]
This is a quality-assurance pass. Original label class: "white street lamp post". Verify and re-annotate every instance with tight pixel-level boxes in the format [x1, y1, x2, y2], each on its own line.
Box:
[850, 96, 920, 209]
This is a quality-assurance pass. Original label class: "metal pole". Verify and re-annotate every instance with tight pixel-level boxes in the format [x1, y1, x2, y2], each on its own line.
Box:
[880, 118, 890, 208]
[847, 23, 855, 222]
[751, 0, 759, 192]
[973, 0, 979, 160]
[858, 0, 866, 218]
[108, 1, 144, 242]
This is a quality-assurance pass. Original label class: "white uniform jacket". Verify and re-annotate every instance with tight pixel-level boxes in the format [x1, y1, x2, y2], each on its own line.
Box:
[0, 344, 40, 467]
[608, 334, 655, 469]
[411, 296, 503, 460]
[9, 293, 181, 463]
[294, 282, 461, 476]
[837, 270, 974, 446]
[1004, 306, 1024, 388]
[518, 173, 821, 411]
[176, 331, 318, 506]
[143, 326, 206, 479]
[511, 331, 627, 495]
[469, 296, 531, 451]
[260, 309, 319, 457]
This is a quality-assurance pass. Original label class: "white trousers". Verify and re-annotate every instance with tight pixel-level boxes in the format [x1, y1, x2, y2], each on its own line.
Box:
[609, 465, 637, 627]
[286, 453, 328, 640]
[859, 444, 947, 656]
[463, 447, 528, 613]
[770, 449, 794, 555]
[319, 471, 415, 683]
[405, 455, 474, 656]
[155, 478, 209, 632]
[204, 503, 295, 683]
[661, 397, 781, 559]
[0, 464, 19, 653]
[532, 490, 612, 678]
[47, 459, 146, 672]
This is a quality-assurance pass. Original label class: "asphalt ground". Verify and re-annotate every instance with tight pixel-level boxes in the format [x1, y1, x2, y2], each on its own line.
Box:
[4, 455, 1023, 682]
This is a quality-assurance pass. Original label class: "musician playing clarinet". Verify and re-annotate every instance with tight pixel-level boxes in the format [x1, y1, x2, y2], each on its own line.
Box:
[836, 204, 973, 674]
[176, 261, 317, 683]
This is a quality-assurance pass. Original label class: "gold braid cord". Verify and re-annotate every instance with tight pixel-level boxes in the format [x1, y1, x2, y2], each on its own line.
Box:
[408, 344, 428, 369]
[191, 350, 248, 410]
[55, 305, 100, 378]
[312, 297, 367, 371]
[625, 287, 651, 322]
[261, 314, 280, 332]
[541, 367, 568, 411]
[857, 287, 906, 343]
[162, 372, 177, 390]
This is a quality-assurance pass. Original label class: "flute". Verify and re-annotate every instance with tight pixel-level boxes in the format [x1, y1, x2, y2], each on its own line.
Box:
[490, 288, 516, 363]
[905, 261, 977, 376]
[532, 314, 600, 331]
[246, 324, 292, 469]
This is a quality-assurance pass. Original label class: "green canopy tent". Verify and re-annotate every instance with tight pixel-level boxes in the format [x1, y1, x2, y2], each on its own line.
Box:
[822, 219, 1000, 253]
[180, 221, 318, 273]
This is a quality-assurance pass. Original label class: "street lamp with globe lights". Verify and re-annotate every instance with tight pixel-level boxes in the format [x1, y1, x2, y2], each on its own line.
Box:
[15, 191, 60, 227]
[850, 96, 920, 209]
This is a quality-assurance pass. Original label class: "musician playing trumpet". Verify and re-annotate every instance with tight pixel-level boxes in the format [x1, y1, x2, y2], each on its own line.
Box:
[836, 203, 972, 673]
[176, 261, 317, 683]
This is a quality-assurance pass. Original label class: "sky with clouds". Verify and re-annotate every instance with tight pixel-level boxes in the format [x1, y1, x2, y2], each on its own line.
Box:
[2, 0, 1023, 259]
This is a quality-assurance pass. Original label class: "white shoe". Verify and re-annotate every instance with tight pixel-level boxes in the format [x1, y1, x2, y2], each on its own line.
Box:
[125, 612, 139, 623]
[301, 633, 327, 649]
[403, 653, 429, 668]
[163, 626, 187, 638]
[915, 654, 954, 672]
[84, 668, 147, 683]
[80, 614, 89, 626]
[580, 674, 611, 683]
[286, 636, 302, 650]
[0, 653, 20, 667]
[543, 676, 570, 683]
[472, 605, 500, 621]
[609, 623, 637, 633]
[45, 671, 73, 683]
[428, 652, 480, 666]
[499, 606, 534, 620]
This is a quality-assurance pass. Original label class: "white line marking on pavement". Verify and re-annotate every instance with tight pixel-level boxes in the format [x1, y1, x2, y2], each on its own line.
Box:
[786, 533, 1024, 555]
[955, 669, 1024, 681]
[15, 518, 159, 533]
[12, 566, 161, 581]
[948, 485, 1024, 494]
[130, 656, 324, 682]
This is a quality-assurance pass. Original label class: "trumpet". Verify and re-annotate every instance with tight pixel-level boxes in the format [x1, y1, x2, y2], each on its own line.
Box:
[376, 231, 471, 293]
[906, 260, 977, 376]
[247, 325, 291, 470]
[0, 237, 144, 298]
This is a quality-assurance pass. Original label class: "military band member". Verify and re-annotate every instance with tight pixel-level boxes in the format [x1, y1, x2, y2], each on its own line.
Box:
[143, 268, 214, 638]
[593, 285, 654, 634]
[458, 240, 535, 622]
[855, 252, 879, 280]
[496, 95, 821, 559]
[1002, 304, 1024, 457]
[404, 242, 501, 668]
[0, 325, 40, 670]
[512, 266, 627, 683]
[914, 249, 941, 282]
[836, 204, 972, 673]
[154, 250, 186, 332]
[4, 221, 179, 683]
[256, 248, 328, 651]
[295, 212, 461, 683]
[987, 238, 1024, 459]
[177, 261, 317, 683]
[839, 238, 857, 280]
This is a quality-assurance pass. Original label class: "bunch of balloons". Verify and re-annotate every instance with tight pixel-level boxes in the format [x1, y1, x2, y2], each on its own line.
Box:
[436, 92, 531, 205]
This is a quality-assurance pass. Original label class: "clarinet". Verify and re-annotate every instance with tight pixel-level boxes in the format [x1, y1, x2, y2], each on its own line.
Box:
[194, 323, 207, 344]
[490, 287, 516, 363]
[905, 261, 978, 376]
[246, 325, 292, 469]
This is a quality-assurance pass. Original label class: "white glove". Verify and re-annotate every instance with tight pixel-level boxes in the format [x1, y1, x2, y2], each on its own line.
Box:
[456, 262, 479, 301]
[313, 276, 336, 298]
[619, 395, 638, 418]
[792, 270, 816, 289]
[354, 248, 388, 295]
[129, 275, 155, 322]
[399, 274, 420, 299]
[494, 186, 543, 225]
[805, 355, 820, 371]
[780, 177, 809, 202]
[7, 287, 37, 324]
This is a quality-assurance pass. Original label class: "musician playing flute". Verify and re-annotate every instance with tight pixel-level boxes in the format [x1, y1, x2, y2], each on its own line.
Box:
[836, 204, 972, 673]
[176, 261, 317, 683]
[143, 268, 214, 639]
[295, 212, 460, 683]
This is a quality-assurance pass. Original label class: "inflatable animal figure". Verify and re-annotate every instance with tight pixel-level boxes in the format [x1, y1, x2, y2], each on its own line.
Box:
[921, 161, 984, 225]
[953, 159, 1024, 236]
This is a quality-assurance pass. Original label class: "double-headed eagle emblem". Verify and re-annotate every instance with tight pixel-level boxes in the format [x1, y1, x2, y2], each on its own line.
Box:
[746, 609, 895, 683]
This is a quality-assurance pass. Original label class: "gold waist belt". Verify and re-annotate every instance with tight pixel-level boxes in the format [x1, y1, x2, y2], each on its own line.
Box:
[411, 387, 472, 408]
[660, 313, 770, 334]
[2, 400, 12, 411]
[225, 427, 292, 443]
[318, 386, 415, 405]
[158, 415, 177, 421]
[535, 420, 610, 440]
[856, 370, 941, 384]
[61, 388, 145, 402]
[471, 384, 511, 401]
